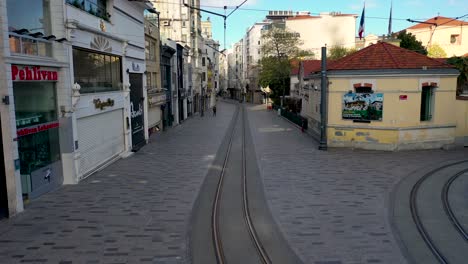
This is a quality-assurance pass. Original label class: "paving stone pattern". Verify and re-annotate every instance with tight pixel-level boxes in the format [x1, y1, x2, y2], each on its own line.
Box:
[0, 102, 235, 264]
[246, 104, 468, 264]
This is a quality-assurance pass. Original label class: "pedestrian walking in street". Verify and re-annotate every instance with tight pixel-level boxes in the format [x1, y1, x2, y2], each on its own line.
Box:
[213, 105, 217, 116]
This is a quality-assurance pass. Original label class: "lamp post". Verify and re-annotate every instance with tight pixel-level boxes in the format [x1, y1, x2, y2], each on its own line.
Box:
[319, 46, 328, 150]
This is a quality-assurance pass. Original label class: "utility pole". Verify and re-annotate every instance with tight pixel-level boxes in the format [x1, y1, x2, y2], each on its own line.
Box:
[319, 46, 328, 151]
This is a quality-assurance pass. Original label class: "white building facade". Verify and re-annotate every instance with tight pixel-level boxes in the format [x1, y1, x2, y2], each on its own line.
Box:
[1, 0, 73, 215]
[154, 0, 202, 115]
[285, 12, 357, 59]
[66, 0, 150, 183]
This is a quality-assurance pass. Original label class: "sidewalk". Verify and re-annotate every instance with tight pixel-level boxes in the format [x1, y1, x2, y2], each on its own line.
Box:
[246, 104, 468, 264]
[0, 102, 236, 264]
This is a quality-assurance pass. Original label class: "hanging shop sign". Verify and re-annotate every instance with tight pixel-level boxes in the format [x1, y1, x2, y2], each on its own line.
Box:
[17, 121, 59, 138]
[11, 65, 58, 81]
[93, 98, 115, 110]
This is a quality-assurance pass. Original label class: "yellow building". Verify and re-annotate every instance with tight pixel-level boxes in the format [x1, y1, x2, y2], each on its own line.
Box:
[406, 16, 468, 57]
[145, 14, 165, 134]
[303, 42, 466, 150]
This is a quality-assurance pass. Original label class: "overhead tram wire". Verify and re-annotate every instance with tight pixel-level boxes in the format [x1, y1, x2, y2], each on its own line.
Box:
[406, 13, 468, 46]
[180, 0, 248, 50]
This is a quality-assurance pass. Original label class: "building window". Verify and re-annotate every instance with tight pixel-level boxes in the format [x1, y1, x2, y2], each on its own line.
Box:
[202, 72, 206, 82]
[355, 87, 372, 93]
[73, 48, 122, 93]
[66, 0, 109, 21]
[145, 39, 156, 60]
[146, 73, 152, 88]
[145, 40, 150, 59]
[7, 0, 51, 35]
[450, 34, 461, 44]
[420, 86, 434, 121]
[202, 57, 206, 66]
[7, 0, 53, 57]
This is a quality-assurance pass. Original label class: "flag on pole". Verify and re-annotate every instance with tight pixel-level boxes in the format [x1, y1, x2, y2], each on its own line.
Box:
[388, 1, 393, 36]
[358, 4, 365, 40]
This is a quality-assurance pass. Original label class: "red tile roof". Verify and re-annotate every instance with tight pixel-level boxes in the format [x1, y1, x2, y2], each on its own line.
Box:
[291, 60, 322, 75]
[407, 16, 468, 30]
[328, 42, 453, 71]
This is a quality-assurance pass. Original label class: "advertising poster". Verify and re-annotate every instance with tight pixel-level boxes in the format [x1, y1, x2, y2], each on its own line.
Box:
[342, 93, 383, 121]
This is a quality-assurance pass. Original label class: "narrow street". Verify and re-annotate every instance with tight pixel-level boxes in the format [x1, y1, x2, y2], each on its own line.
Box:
[0, 101, 467, 264]
[0, 102, 236, 264]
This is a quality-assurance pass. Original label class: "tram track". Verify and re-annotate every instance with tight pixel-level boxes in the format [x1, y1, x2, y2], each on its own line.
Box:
[191, 102, 302, 264]
[409, 160, 468, 264]
[212, 106, 271, 264]
[442, 168, 468, 243]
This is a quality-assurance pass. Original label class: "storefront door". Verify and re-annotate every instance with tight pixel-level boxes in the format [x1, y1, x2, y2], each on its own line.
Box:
[0, 116, 8, 218]
[129, 73, 145, 150]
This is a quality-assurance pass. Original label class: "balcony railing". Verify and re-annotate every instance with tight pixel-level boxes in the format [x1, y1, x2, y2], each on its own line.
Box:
[9, 33, 52, 57]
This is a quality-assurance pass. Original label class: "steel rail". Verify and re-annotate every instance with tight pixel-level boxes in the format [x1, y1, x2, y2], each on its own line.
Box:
[212, 107, 239, 264]
[442, 168, 468, 242]
[409, 160, 468, 264]
[241, 106, 271, 264]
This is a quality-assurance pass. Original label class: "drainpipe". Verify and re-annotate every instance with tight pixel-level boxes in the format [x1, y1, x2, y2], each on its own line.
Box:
[319, 46, 328, 150]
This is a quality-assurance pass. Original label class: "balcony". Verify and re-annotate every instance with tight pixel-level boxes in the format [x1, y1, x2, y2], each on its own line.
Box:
[9, 33, 53, 57]
[146, 87, 167, 107]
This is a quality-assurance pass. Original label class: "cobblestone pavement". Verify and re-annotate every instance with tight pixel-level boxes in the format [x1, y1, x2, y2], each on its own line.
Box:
[0, 102, 235, 264]
[246, 104, 468, 264]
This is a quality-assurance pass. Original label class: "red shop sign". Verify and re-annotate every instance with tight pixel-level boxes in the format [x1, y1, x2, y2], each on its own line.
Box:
[17, 121, 59, 138]
[11, 65, 58, 81]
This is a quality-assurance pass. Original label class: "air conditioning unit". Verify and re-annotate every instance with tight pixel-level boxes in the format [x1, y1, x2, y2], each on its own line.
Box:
[162, 20, 171, 26]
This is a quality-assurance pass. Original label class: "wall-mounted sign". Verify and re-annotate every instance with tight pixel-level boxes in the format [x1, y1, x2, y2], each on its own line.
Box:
[93, 98, 115, 110]
[11, 65, 58, 81]
[132, 62, 141, 72]
[399, 95, 408, 100]
[17, 121, 59, 138]
[343, 93, 383, 121]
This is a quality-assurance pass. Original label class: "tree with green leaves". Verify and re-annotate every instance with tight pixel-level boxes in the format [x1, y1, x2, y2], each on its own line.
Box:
[396, 30, 428, 55]
[327, 46, 357, 60]
[259, 26, 308, 106]
[447, 56, 468, 95]
[427, 43, 447, 58]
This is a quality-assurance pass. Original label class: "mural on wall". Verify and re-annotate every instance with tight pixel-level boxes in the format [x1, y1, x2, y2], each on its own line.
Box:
[342, 93, 383, 121]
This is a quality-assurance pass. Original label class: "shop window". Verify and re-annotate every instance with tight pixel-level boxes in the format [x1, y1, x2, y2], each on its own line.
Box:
[450, 34, 460, 45]
[420, 86, 434, 121]
[13, 82, 60, 178]
[73, 48, 122, 93]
